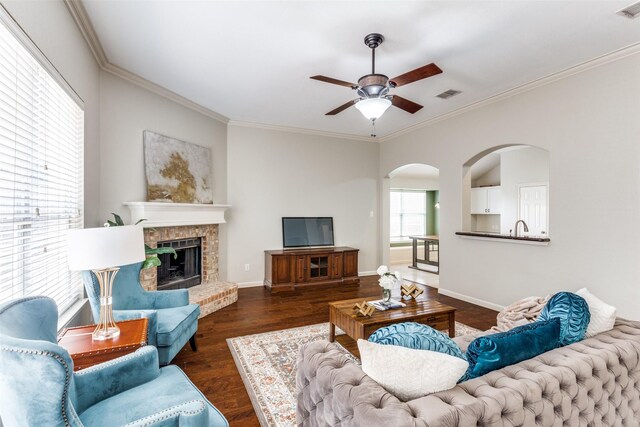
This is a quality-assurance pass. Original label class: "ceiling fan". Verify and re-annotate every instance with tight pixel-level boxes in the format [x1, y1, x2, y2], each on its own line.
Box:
[311, 33, 442, 122]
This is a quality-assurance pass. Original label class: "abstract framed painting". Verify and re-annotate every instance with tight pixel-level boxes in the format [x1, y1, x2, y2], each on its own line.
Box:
[143, 130, 213, 203]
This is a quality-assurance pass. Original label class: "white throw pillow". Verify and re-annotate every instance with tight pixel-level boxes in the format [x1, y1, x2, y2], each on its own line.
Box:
[357, 339, 469, 401]
[576, 288, 617, 337]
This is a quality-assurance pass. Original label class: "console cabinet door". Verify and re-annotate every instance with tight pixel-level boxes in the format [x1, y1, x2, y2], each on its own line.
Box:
[330, 253, 343, 279]
[307, 255, 330, 281]
[295, 255, 306, 283]
[272, 255, 291, 284]
[342, 251, 358, 278]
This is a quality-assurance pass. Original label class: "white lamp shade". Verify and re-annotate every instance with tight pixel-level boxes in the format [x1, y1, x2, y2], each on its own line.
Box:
[67, 225, 145, 271]
[355, 98, 392, 120]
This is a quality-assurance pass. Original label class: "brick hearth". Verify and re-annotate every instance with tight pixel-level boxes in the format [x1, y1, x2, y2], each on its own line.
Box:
[140, 224, 237, 317]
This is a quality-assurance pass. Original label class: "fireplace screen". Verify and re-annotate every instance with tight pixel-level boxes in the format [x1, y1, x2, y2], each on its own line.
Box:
[156, 238, 202, 290]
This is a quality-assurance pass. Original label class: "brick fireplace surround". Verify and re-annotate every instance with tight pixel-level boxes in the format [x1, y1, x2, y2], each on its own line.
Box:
[141, 224, 237, 317]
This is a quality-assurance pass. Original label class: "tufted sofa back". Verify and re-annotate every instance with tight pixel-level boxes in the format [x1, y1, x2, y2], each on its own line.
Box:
[296, 318, 640, 426]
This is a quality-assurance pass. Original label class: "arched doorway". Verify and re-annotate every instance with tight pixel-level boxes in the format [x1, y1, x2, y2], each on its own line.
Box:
[383, 163, 440, 288]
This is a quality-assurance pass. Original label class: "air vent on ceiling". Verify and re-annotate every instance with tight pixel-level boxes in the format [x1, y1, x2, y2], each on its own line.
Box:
[435, 89, 462, 100]
[618, 1, 640, 18]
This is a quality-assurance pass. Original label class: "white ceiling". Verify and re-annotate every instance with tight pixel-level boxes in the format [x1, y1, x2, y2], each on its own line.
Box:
[82, 1, 640, 139]
[470, 151, 501, 180]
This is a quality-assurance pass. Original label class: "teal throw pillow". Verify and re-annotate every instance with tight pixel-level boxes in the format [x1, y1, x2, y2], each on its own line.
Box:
[368, 322, 465, 360]
[462, 318, 561, 381]
[538, 291, 590, 346]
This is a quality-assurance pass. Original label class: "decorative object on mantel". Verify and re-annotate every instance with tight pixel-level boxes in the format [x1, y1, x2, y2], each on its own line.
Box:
[105, 212, 176, 269]
[67, 225, 145, 340]
[401, 283, 425, 300]
[376, 265, 402, 303]
[353, 301, 375, 317]
[143, 130, 213, 204]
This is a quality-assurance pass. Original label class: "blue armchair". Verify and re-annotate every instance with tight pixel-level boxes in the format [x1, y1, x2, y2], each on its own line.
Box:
[0, 296, 227, 426]
[83, 262, 200, 365]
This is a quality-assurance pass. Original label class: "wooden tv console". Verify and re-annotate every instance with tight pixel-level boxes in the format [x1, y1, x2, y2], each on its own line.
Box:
[264, 247, 359, 292]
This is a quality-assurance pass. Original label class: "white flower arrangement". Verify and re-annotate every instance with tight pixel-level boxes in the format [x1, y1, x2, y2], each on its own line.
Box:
[376, 265, 402, 289]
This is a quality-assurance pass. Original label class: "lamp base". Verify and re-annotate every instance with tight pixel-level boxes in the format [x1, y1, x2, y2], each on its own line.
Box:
[92, 326, 120, 341]
[91, 267, 121, 341]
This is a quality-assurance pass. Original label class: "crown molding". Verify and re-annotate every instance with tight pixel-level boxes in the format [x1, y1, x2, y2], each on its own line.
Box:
[378, 41, 640, 143]
[63, 0, 107, 66]
[64, 0, 229, 124]
[227, 120, 376, 142]
[101, 62, 229, 123]
[64, 0, 640, 142]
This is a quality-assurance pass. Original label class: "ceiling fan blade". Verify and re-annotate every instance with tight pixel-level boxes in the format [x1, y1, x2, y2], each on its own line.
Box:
[311, 75, 358, 89]
[326, 99, 357, 115]
[389, 63, 442, 87]
[391, 95, 423, 114]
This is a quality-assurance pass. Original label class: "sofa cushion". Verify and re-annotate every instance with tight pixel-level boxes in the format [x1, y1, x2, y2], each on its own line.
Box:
[368, 322, 465, 360]
[156, 304, 200, 347]
[463, 318, 561, 381]
[357, 339, 468, 401]
[575, 288, 616, 337]
[538, 291, 590, 345]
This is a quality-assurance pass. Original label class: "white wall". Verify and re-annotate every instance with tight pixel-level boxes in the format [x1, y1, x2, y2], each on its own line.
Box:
[99, 72, 229, 277]
[381, 51, 640, 319]
[390, 176, 439, 190]
[227, 125, 379, 284]
[2, 0, 102, 226]
[475, 215, 500, 233]
[499, 147, 549, 233]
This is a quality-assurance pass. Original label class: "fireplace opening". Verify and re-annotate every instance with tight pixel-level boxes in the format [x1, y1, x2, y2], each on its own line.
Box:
[156, 238, 202, 290]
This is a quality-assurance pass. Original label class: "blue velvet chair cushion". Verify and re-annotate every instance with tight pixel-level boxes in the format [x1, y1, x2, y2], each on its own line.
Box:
[538, 291, 590, 346]
[78, 365, 228, 427]
[368, 322, 466, 360]
[0, 296, 58, 343]
[156, 303, 200, 347]
[463, 318, 561, 381]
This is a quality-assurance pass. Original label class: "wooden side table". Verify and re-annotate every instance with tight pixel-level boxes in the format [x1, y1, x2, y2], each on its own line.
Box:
[57, 318, 148, 371]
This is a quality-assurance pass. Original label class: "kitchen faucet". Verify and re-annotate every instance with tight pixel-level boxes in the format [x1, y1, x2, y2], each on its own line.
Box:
[514, 220, 529, 237]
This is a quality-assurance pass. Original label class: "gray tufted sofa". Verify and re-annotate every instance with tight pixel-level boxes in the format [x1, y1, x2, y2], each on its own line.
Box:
[296, 319, 640, 426]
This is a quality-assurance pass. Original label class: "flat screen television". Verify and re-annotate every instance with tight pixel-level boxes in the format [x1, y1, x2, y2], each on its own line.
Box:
[282, 217, 334, 248]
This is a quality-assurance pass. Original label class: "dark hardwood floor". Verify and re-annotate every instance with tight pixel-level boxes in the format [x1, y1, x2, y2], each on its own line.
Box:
[172, 276, 499, 426]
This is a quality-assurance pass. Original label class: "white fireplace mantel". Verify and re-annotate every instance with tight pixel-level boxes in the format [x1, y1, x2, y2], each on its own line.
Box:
[123, 202, 230, 228]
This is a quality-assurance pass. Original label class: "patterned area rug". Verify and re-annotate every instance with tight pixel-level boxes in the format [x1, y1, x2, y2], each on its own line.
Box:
[227, 321, 481, 427]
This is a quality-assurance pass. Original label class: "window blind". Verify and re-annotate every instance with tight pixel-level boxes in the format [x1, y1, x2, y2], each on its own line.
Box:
[0, 16, 84, 314]
[390, 190, 427, 240]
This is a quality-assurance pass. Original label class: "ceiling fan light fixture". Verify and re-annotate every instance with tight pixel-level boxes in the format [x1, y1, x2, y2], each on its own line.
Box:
[355, 97, 391, 120]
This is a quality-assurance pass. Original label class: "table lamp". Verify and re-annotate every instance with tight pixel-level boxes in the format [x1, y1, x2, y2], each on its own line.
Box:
[67, 225, 145, 340]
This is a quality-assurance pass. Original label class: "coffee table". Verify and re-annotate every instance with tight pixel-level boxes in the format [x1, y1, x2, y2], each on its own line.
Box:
[328, 297, 456, 353]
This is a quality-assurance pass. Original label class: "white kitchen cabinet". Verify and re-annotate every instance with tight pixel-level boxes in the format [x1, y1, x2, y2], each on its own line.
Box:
[470, 186, 502, 214]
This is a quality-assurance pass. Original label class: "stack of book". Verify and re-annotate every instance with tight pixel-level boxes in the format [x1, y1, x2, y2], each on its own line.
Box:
[368, 299, 406, 311]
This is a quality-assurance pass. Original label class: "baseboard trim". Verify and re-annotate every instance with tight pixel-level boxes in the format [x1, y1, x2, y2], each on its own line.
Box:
[237, 281, 263, 288]
[438, 288, 504, 312]
[358, 271, 376, 277]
